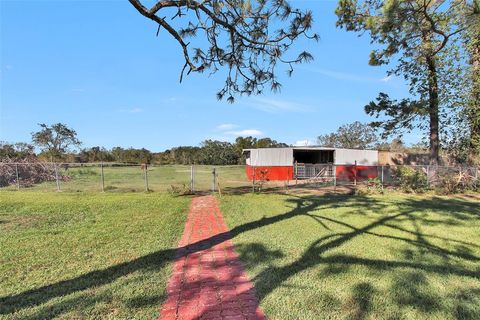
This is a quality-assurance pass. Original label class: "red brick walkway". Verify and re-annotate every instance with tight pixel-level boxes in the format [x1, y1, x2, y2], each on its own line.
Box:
[159, 195, 266, 320]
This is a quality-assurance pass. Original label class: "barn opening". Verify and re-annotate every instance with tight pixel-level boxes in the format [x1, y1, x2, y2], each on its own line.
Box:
[293, 149, 334, 164]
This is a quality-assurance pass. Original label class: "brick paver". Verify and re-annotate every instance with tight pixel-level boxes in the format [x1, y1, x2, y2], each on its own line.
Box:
[159, 195, 266, 320]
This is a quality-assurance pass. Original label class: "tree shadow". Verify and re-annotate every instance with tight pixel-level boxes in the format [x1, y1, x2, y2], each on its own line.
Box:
[1, 193, 479, 319]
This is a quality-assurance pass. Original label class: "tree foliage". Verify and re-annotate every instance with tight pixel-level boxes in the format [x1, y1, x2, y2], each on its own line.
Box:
[0, 142, 35, 160]
[31, 123, 81, 160]
[129, 0, 318, 102]
[317, 121, 380, 149]
[457, 0, 480, 156]
[336, 0, 471, 164]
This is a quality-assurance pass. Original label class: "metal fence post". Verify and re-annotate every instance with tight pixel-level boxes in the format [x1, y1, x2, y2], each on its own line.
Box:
[333, 165, 337, 191]
[381, 165, 384, 187]
[54, 163, 60, 192]
[144, 164, 149, 192]
[15, 164, 20, 190]
[252, 165, 256, 193]
[212, 167, 216, 192]
[101, 163, 105, 192]
[426, 165, 430, 188]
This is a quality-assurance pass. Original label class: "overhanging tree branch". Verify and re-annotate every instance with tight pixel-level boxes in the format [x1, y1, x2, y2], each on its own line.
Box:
[129, 0, 318, 102]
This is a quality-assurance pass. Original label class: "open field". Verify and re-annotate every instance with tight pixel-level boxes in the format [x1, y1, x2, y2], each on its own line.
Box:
[221, 193, 480, 320]
[2, 165, 249, 193]
[0, 192, 190, 319]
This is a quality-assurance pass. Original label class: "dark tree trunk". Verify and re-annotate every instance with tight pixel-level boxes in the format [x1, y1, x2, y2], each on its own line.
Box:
[426, 54, 440, 165]
[469, 33, 480, 155]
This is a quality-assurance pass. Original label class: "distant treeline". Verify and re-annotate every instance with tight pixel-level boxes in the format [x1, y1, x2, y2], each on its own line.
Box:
[1, 137, 288, 165]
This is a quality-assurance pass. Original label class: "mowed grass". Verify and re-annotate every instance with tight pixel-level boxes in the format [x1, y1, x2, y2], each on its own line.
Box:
[220, 193, 480, 320]
[0, 191, 190, 319]
[7, 165, 248, 193]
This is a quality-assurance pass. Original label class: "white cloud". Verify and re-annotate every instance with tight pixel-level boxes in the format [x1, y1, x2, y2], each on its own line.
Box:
[294, 139, 316, 146]
[294, 139, 310, 146]
[5, 65, 13, 70]
[305, 67, 395, 84]
[246, 97, 312, 113]
[216, 123, 238, 130]
[227, 129, 263, 137]
[381, 75, 394, 82]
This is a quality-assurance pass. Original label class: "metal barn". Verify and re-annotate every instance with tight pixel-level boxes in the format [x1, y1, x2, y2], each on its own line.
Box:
[243, 147, 379, 181]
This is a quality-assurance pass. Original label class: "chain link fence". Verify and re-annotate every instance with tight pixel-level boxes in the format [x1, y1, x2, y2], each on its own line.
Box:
[0, 162, 478, 193]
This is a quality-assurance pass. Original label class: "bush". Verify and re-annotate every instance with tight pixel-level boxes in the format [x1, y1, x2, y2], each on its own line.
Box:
[365, 178, 384, 194]
[168, 183, 192, 195]
[394, 166, 428, 193]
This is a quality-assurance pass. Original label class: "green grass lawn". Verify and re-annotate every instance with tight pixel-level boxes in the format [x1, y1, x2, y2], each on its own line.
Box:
[0, 191, 190, 319]
[6, 165, 247, 193]
[220, 192, 480, 320]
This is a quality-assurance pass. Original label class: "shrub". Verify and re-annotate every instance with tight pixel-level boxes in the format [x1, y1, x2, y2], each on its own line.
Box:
[365, 178, 384, 194]
[394, 166, 428, 193]
[168, 183, 192, 195]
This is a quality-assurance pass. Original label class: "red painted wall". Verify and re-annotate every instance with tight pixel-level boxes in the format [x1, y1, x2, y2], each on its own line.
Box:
[336, 165, 379, 181]
[246, 165, 294, 181]
[245, 165, 378, 181]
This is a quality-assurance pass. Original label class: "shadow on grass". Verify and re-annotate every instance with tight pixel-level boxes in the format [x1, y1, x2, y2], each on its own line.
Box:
[1, 193, 479, 318]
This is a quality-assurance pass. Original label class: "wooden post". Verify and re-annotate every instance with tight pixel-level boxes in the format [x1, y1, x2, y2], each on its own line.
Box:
[15, 164, 20, 190]
[54, 163, 60, 192]
[101, 163, 105, 192]
[144, 163, 149, 192]
[212, 167, 216, 192]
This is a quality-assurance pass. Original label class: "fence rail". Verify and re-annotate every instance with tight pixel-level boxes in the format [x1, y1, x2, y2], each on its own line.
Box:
[0, 162, 479, 193]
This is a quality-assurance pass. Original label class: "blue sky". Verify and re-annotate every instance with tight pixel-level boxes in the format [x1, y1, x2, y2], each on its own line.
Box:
[1, 0, 417, 152]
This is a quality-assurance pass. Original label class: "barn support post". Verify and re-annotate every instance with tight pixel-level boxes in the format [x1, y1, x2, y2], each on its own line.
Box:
[100, 163, 105, 192]
[144, 163, 149, 192]
[15, 164, 20, 190]
[295, 161, 298, 185]
[354, 161, 357, 186]
[54, 163, 60, 192]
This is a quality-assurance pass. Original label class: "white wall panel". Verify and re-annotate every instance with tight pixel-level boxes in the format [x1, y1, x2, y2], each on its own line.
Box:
[247, 148, 293, 166]
[334, 149, 378, 165]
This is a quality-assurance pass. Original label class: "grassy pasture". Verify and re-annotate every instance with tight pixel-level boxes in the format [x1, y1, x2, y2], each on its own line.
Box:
[0, 192, 190, 319]
[4, 165, 248, 193]
[221, 193, 480, 320]
[1, 188, 479, 320]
